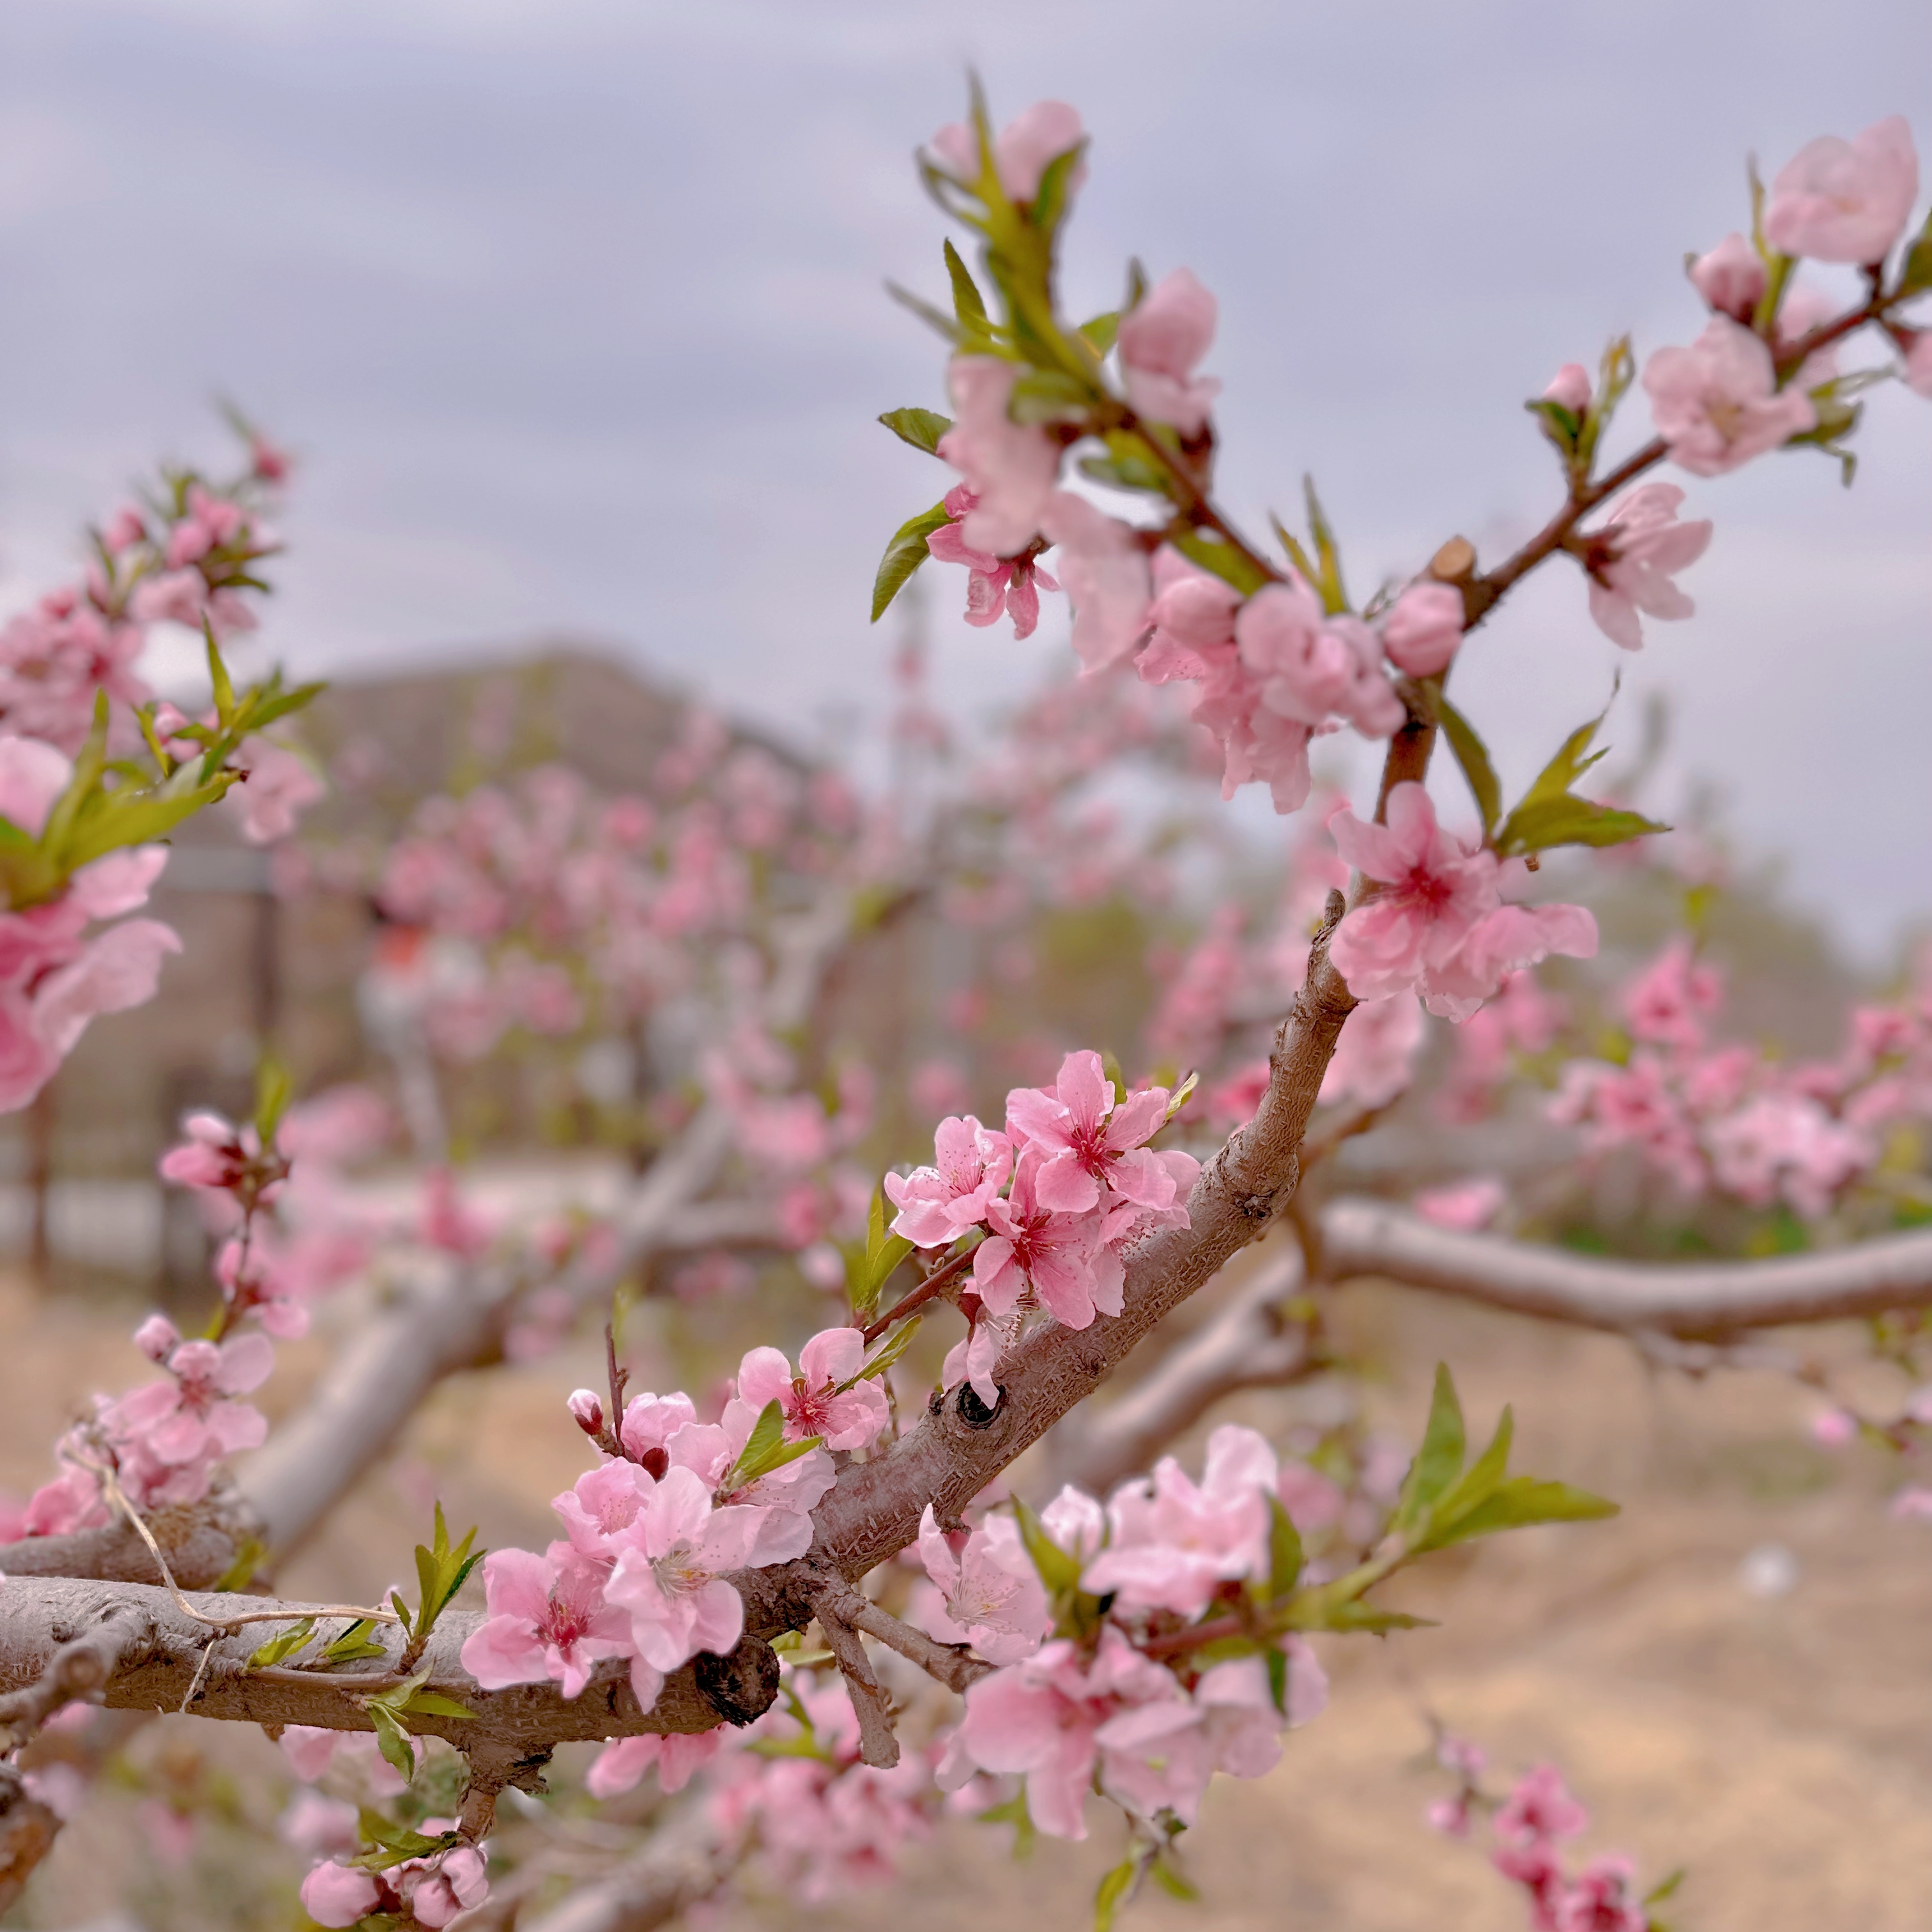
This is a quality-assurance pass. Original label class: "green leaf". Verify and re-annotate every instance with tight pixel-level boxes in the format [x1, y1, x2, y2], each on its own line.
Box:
[1169, 525, 1271, 597]
[247, 1616, 316, 1669]
[212, 1537, 266, 1593]
[878, 407, 953, 456]
[205, 626, 237, 726]
[1093, 1855, 1137, 1932]
[1497, 795, 1668, 858]
[1149, 1855, 1199, 1903]
[1395, 1365, 1466, 1535]
[975, 1789, 1038, 1859]
[1414, 1407, 1514, 1551]
[1301, 475, 1349, 614]
[870, 500, 951, 624]
[1266, 1644, 1290, 1717]
[389, 1590, 413, 1640]
[1643, 1867, 1687, 1907]
[1162, 1069, 1199, 1124]
[1436, 696, 1503, 839]
[1030, 139, 1087, 240]
[884, 279, 965, 345]
[1012, 1495, 1083, 1595]
[1425, 1475, 1618, 1547]
[942, 238, 989, 328]
[397, 1689, 479, 1721]
[1008, 368, 1092, 424]
[1305, 1603, 1438, 1634]
[1526, 397, 1581, 452]
[254, 1054, 291, 1147]
[1077, 309, 1121, 355]
[1898, 207, 1932, 295]
[845, 1314, 923, 1387]
[323, 1618, 388, 1664]
[1265, 1494, 1303, 1600]
[725, 1399, 824, 1490]
[368, 1703, 418, 1786]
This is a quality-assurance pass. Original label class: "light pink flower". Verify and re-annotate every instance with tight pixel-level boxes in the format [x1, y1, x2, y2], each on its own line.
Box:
[926, 485, 1059, 640]
[733, 1327, 889, 1453]
[1581, 483, 1713, 650]
[664, 1406, 836, 1565]
[300, 1860, 381, 1927]
[550, 1460, 659, 1561]
[1082, 1423, 1277, 1615]
[1328, 784, 1500, 1001]
[223, 737, 324, 845]
[619, 1389, 700, 1464]
[604, 1466, 762, 1676]
[0, 735, 73, 836]
[1620, 936, 1722, 1048]
[1413, 1176, 1506, 1230]
[1379, 583, 1464, 678]
[939, 1311, 1016, 1411]
[1496, 1763, 1589, 1845]
[885, 1114, 1013, 1247]
[102, 1331, 273, 1506]
[916, 1505, 1051, 1664]
[1005, 1050, 1179, 1214]
[973, 1144, 1119, 1330]
[1543, 363, 1593, 413]
[1420, 901, 1598, 1023]
[937, 358, 1061, 556]
[1320, 993, 1425, 1109]
[1764, 115, 1919, 264]
[459, 1545, 633, 1698]
[279, 1790, 360, 1860]
[1689, 233, 1767, 321]
[1117, 268, 1221, 434]
[1903, 329, 1932, 398]
[1642, 318, 1816, 477]
[1039, 493, 1153, 673]
[1237, 579, 1404, 738]
[929, 100, 1085, 204]
[586, 1730, 722, 1798]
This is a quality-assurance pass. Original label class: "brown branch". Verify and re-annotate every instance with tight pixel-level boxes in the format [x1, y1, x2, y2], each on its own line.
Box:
[861, 1244, 976, 1345]
[1315, 1196, 1932, 1338]
[0, 1598, 155, 1742]
[809, 1589, 900, 1768]
[0, 1765, 61, 1917]
[0, 1481, 261, 1592]
[816, 1577, 993, 1697]
[515, 1804, 732, 1932]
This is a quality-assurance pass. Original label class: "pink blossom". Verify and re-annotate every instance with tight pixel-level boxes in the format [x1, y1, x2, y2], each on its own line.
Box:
[1496, 1763, 1589, 1845]
[885, 1114, 1013, 1247]
[733, 1326, 889, 1453]
[0, 735, 73, 836]
[1809, 1407, 1857, 1446]
[1117, 268, 1221, 434]
[1764, 115, 1919, 264]
[1581, 483, 1713, 650]
[1320, 993, 1425, 1109]
[394, 1841, 489, 1929]
[916, 1505, 1051, 1664]
[1413, 1176, 1507, 1230]
[973, 1144, 1120, 1329]
[586, 1730, 722, 1798]
[102, 1332, 273, 1507]
[950, 1627, 1188, 1839]
[939, 1312, 1014, 1410]
[1082, 1423, 1277, 1614]
[133, 1312, 180, 1362]
[459, 1544, 633, 1699]
[929, 100, 1085, 204]
[550, 1459, 659, 1561]
[926, 485, 1059, 640]
[1689, 233, 1767, 321]
[1379, 582, 1464, 678]
[17, 1466, 107, 1537]
[1904, 330, 1932, 399]
[279, 1790, 360, 1860]
[1418, 901, 1598, 1024]
[1328, 784, 1500, 1000]
[1620, 936, 1722, 1048]
[1005, 1050, 1180, 1214]
[1642, 318, 1816, 477]
[618, 1389, 699, 1464]
[604, 1466, 762, 1677]
[1888, 1486, 1932, 1522]
[664, 1406, 836, 1564]
[937, 358, 1061, 556]
[300, 1860, 381, 1927]
[1276, 1461, 1344, 1533]
[1543, 363, 1593, 413]
[1706, 1091, 1871, 1218]
[1236, 579, 1403, 739]
[1039, 493, 1153, 673]
[1554, 1855, 1646, 1932]
[222, 737, 323, 844]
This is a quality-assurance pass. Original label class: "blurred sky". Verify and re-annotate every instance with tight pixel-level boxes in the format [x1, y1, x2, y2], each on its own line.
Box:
[1, 0, 1928, 955]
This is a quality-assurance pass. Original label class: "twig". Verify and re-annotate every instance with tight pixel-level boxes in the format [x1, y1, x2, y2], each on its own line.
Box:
[809, 1593, 900, 1768]
[861, 1244, 977, 1344]
[816, 1578, 993, 1697]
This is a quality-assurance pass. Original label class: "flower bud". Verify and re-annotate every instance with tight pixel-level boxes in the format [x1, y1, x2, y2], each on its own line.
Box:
[1542, 363, 1592, 414]
[566, 1389, 604, 1436]
[1688, 233, 1767, 323]
[1379, 583, 1464, 678]
[132, 1313, 180, 1364]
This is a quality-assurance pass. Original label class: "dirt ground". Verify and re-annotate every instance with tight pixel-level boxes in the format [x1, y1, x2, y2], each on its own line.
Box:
[3, 1266, 1928, 1931]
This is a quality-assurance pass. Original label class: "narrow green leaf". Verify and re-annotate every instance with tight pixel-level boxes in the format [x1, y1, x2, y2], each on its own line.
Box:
[1162, 1069, 1199, 1123]
[847, 1314, 923, 1386]
[884, 279, 965, 345]
[1266, 1494, 1304, 1600]
[389, 1590, 413, 1639]
[1265, 1644, 1289, 1717]
[1899, 208, 1932, 295]
[1425, 1476, 1618, 1547]
[1168, 526, 1271, 597]
[1436, 695, 1503, 839]
[1268, 511, 1319, 586]
[1305, 1603, 1437, 1634]
[212, 1537, 266, 1594]
[1414, 1407, 1514, 1551]
[205, 626, 236, 726]
[1149, 1856, 1199, 1903]
[1643, 1867, 1687, 1907]
[1013, 1495, 1083, 1595]
[1395, 1364, 1466, 1533]
[367, 1704, 417, 1785]
[254, 1054, 291, 1147]
[942, 238, 988, 326]
[870, 501, 951, 624]
[398, 1689, 479, 1721]
[1302, 475, 1349, 614]
[323, 1618, 388, 1664]
[1496, 795, 1669, 858]
[1093, 1855, 1137, 1932]
[877, 407, 953, 456]
[1078, 309, 1121, 355]
[1030, 139, 1087, 240]
[247, 1616, 316, 1669]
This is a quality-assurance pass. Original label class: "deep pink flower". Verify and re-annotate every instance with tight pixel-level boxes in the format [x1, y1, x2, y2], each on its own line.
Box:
[733, 1327, 889, 1453]
[885, 1113, 1013, 1247]
[1039, 493, 1153, 673]
[926, 485, 1059, 640]
[1117, 268, 1221, 434]
[1582, 484, 1713, 650]
[1005, 1050, 1178, 1214]
[1328, 784, 1501, 1001]
[916, 1505, 1050, 1664]
[604, 1466, 762, 1676]
[1496, 1763, 1590, 1846]
[1554, 1855, 1647, 1932]
[459, 1544, 633, 1698]
[1379, 583, 1464, 678]
[1764, 115, 1919, 264]
[937, 358, 1061, 556]
[1689, 232, 1767, 321]
[972, 1144, 1119, 1329]
[1642, 318, 1816, 476]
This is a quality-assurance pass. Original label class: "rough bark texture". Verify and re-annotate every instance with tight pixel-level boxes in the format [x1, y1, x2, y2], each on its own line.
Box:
[0, 1767, 60, 1916]
[0, 1482, 261, 1591]
[1318, 1198, 1932, 1337]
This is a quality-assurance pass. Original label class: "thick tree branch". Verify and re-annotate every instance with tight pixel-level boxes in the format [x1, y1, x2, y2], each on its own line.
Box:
[1315, 1197, 1932, 1337]
[516, 1805, 730, 1932]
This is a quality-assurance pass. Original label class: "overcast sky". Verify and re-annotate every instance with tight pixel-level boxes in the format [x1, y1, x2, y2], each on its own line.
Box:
[1, 0, 1927, 955]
